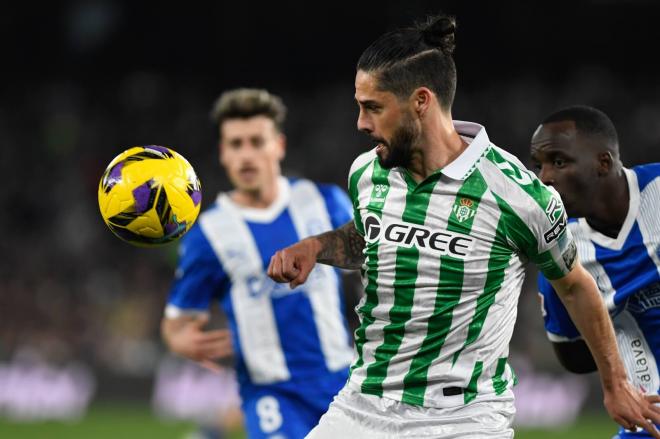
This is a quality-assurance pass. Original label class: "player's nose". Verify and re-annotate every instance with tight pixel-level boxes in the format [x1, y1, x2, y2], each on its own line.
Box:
[357, 110, 373, 134]
[538, 165, 555, 186]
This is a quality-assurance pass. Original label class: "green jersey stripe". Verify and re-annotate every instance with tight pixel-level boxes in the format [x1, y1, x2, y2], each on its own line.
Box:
[464, 360, 484, 404]
[492, 193, 566, 279]
[492, 357, 509, 395]
[485, 147, 555, 219]
[362, 178, 435, 396]
[349, 159, 373, 236]
[452, 214, 512, 366]
[401, 171, 488, 405]
[350, 159, 391, 378]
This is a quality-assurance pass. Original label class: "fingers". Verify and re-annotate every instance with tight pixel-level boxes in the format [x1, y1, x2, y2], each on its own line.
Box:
[192, 338, 233, 360]
[290, 260, 313, 289]
[196, 329, 231, 343]
[637, 418, 660, 439]
[198, 359, 223, 374]
[189, 314, 210, 328]
[613, 415, 635, 431]
[268, 250, 296, 283]
[268, 251, 284, 282]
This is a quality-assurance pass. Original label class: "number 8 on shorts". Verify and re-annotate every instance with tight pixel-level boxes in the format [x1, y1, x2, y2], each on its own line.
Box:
[256, 395, 283, 433]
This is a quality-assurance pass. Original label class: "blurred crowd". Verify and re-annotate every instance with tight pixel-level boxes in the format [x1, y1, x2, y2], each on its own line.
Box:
[2, 66, 659, 393]
[2, 1, 660, 424]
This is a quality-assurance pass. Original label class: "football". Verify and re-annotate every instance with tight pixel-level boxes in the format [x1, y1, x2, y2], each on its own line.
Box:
[98, 145, 202, 246]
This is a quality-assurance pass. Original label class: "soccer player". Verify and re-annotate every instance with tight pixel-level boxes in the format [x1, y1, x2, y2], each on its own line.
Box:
[161, 88, 355, 439]
[531, 105, 660, 438]
[267, 14, 660, 438]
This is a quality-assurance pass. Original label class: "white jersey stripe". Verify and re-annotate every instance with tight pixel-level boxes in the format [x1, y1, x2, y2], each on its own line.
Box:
[288, 180, 354, 371]
[570, 222, 617, 310]
[352, 166, 406, 389]
[380, 177, 453, 401]
[638, 178, 660, 278]
[201, 197, 290, 384]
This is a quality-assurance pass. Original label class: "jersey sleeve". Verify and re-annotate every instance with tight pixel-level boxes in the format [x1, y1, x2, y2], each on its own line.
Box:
[538, 273, 581, 342]
[633, 162, 660, 192]
[317, 184, 354, 229]
[483, 147, 577, 279]
[165, 223, 229, 317]
[513, 183, 576, 280]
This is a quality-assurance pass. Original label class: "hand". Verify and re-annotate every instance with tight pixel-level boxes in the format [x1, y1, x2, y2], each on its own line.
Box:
[604, 381, 660, 438]
[267, 237, 321, 289]
[163, 315, 233, 373]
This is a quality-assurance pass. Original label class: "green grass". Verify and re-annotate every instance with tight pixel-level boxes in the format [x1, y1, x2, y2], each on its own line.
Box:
[0, 405, 619, 439]
[0, 404, 201, 439]
[516, 415, 619, 439]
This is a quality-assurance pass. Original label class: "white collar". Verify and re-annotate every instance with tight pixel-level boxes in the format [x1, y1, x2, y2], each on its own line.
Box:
[216, 176, 290, 223]
[578, 168, 638, 250]
[441, 120, 490, 180]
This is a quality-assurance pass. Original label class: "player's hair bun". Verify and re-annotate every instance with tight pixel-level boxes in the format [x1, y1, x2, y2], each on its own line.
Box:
[420, 15, 456, 55]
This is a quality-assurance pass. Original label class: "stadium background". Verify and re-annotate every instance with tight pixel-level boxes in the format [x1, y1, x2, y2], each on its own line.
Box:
[2, 1, 660, 437]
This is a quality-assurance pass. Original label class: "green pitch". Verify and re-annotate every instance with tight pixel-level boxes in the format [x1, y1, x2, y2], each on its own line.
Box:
[0, 405, 618, 439]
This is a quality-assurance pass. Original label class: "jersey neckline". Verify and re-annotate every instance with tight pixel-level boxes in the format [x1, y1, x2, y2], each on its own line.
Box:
[216, 176, 291, 223]
[578, 167, 638, 251]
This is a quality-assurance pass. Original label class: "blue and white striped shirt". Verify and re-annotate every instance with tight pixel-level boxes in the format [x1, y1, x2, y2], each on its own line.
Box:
[539, 164, 660, 395]
[166, 177, 355, 389]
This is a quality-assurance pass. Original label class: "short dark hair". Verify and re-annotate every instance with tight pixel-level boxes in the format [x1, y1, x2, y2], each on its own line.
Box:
[357, 14, 457, 110]
[210, 88, 287, 132]
[542, 105, 619, 152]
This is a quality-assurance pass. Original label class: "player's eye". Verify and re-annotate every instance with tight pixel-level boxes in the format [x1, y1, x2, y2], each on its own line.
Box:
[251, 137, 265, 148]
[553, 158, 566, 168]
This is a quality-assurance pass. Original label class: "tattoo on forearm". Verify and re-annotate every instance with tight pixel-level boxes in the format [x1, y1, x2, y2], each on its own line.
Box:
[317, 221, 365, 269]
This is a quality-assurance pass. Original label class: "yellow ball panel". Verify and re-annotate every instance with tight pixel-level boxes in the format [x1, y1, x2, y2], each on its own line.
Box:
[97, 145, 202, 246]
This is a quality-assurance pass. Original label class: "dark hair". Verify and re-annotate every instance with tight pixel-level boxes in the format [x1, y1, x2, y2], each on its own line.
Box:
[210, 88, 287, 132]
[542, 105, 619, 153]
[357, 14, 457, 110]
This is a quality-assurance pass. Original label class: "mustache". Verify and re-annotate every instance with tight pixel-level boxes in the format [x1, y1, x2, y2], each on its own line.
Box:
[366, 135, 387, 147]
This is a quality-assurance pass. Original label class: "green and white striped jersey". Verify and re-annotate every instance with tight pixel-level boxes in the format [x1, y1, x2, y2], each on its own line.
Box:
[347, 121, 575, 408]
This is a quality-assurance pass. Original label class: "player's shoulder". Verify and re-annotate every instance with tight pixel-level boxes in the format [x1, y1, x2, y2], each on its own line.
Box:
[288, 178, 351, 215]
[632, 163, 660, 192]
[349, 148, 378, 176]
[287, 177, 342, 198]
[176, 217, 214, 261]
[480, 144, 557, 209]
[189, 199, 225, 244]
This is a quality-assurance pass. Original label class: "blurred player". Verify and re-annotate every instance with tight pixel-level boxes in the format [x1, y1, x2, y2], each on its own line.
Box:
[161, 88, 355, 439]
[268, 14, 660, 438]
[532, 105, 660, 438]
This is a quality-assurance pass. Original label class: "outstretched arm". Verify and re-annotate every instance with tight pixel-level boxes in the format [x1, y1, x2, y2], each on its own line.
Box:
[268, 220, 365, 288]
[316, 220, 366, 268]
[551, 263, 660, 437]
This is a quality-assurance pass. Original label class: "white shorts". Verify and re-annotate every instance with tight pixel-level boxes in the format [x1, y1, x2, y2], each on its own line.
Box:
[306, 387, 515, 439]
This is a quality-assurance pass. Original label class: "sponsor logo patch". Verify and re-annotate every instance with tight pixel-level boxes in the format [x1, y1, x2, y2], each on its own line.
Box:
[362, 214, 475, 258]
[543, 215, 567, 243]
[373, 184, 388, 201]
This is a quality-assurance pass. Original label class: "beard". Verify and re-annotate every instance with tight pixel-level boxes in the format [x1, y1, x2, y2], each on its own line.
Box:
[375, 114, 418, 170]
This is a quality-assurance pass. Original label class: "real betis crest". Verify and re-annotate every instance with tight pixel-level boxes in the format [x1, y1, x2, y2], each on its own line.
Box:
[452, 197, 476, 223]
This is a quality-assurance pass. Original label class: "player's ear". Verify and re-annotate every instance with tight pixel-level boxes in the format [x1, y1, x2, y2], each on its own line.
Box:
[277, 133, 287, 161]
[597, 151, 614, 176]
[411, 87, 433, 119]
[219, 140, 227, 166]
